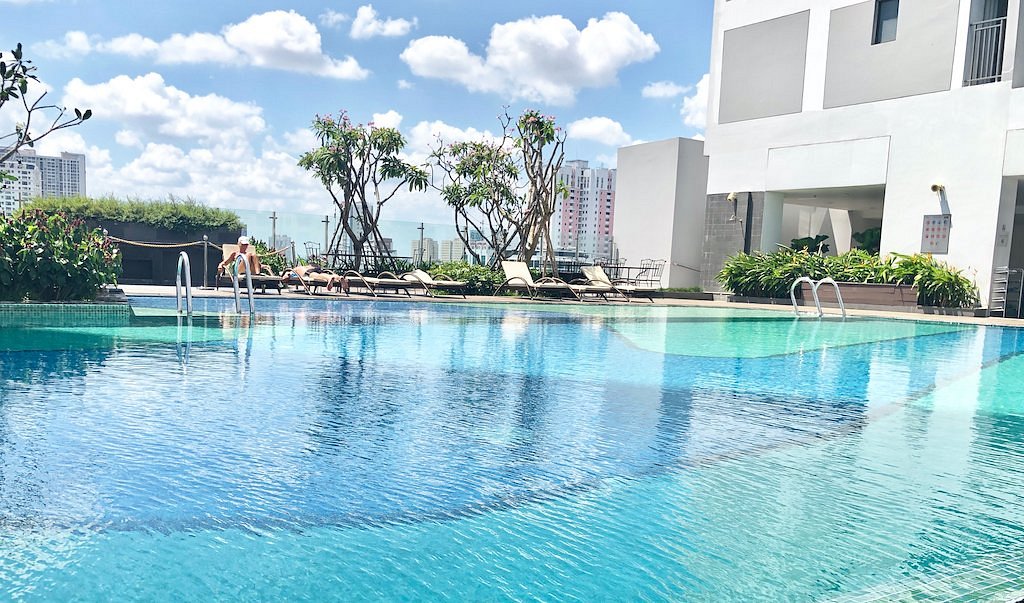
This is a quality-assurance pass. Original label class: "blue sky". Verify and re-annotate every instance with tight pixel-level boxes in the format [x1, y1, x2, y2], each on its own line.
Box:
[1, 0, 713, 222]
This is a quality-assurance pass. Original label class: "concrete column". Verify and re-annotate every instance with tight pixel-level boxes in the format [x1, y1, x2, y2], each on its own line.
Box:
[760, 192, 785, 252]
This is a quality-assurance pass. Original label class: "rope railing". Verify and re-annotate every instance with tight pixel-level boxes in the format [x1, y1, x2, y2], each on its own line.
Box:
[106, 236, 289, 257]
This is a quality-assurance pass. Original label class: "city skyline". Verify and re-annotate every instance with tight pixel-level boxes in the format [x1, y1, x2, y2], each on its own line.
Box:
[1, 1, 712, 225]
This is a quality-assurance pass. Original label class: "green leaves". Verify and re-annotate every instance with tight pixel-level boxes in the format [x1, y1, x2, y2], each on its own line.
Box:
[22, 195, 244, 233]
[717, 249, 979, 308]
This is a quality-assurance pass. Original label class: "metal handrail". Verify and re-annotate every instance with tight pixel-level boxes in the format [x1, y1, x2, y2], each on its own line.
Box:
[790, 277, 846, 319]
[175, 251, 193, 315]
[814, 277, 847, 319]
[231, 254, 255, 315]
[964, 17, 1006, 86]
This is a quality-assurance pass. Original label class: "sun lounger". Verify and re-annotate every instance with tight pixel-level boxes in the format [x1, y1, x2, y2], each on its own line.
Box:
[215, 244, 283, 294]
[281, 265, 348, 295]
[400, 269, 468, 298]
[343, 270, 413, 297]
[494, 261, 609, 301]
[581, 265, 657, 302]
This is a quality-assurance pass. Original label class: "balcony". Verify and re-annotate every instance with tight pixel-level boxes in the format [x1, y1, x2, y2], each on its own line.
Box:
[964, 17, 1007, 86]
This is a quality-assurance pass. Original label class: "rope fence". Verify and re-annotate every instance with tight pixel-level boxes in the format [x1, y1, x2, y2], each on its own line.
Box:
[106, 236, 291, 257]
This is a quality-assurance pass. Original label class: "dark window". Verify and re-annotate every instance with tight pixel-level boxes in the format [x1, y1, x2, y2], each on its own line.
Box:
[873, 0, 899, 44]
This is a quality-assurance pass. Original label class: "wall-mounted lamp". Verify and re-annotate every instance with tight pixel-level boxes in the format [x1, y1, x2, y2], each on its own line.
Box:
[726, 192, 738, 221]
[930, 183, 945, 193]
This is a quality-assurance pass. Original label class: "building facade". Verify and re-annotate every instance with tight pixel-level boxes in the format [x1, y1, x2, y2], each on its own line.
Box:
[552, 160, 616, 262]
[411, 237, 438, 263]
[703, 0, 1022, 304]
[0, 149, 86, 216]
[439, 239, 466, 262]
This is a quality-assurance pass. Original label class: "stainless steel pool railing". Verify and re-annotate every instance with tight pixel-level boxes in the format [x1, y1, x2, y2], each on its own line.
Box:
[232, 254, 255, 315]
[176, 251, 193, 315]
[790, 277, 847, 319]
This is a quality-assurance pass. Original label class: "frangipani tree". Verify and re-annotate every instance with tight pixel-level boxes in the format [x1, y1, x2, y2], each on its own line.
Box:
[298, 112, 428, 271]
[1, 43, 92, 181]
[515, 109, 566, 273]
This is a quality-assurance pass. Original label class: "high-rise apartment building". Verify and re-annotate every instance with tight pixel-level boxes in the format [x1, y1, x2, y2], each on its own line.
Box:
[411, 237, 438, 263]
[439, 239, 466, 262]
[0, 149, 86, 216]
[552, 160, 616, 261]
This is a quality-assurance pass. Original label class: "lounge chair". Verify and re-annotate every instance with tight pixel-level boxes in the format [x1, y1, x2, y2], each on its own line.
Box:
[580, 265, 657, 302]
[281, 265, 348, 295]
[494, 261, 608, 301]
[400, 269, 468, 298]
[215, 244, 283, 294]
[343, 270, 413, 297]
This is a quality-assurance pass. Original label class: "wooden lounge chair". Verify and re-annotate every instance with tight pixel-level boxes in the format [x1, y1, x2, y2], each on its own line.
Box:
[215, 244, 283, 294]
[281, 265, 348, 295]
[343, 270, 413, 297]
[400, 269, 468, 298]
[581, 265, 657, 302]
[494, 261, 608, 301]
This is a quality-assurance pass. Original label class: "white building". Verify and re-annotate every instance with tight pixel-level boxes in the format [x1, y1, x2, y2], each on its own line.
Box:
[411, 237, 438, 263]
[0, 149, 86, 216]
[553, 160, 616, 261]
[439, 239, 466, 262]
[702, 0, 1022, 304]
[615, 139, 709, 289]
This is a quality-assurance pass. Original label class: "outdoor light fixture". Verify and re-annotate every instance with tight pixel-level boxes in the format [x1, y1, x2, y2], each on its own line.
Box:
[931, 183, 945, 193]
[726, 192, 738, 221]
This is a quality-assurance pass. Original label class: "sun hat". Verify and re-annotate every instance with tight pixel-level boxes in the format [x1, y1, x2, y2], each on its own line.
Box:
[238, 236, 250, 245]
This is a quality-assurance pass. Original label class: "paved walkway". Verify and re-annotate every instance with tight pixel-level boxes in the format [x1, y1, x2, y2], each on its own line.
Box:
[118, 284, 1024, 328]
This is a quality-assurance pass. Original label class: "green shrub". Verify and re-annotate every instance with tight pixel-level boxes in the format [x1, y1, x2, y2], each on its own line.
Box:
[0, 210, 121, 301]
[429, 261, 505, 295]
[250, 238, 287, 275]
[22, 195, 244, 233]
[791, 234, 830, 253]
[852, 227, 882, 254]
[717, 249, 979, 308]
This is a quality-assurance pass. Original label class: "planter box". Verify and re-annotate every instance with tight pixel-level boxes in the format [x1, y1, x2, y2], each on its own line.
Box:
[800, 281, 918, 308]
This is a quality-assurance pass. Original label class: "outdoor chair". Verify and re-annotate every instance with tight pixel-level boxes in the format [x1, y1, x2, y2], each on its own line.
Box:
[343, 270, 413, 297]
[400, 269, 468, 298]
[215, 244, 283, 294]
[494, 261, 607, 301]
[580, 265, 657, 302]
[281, 265, 348, 295]
[635, 259, 666, 287]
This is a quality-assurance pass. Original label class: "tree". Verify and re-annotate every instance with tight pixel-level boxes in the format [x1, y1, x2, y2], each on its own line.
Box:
[430, 131, 524, 269]
[1, 43, 92, 176]
[298, 112, 428, 271]
[515, 109, 566, 274]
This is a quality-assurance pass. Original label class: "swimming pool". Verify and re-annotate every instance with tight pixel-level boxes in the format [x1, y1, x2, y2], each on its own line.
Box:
[2, 298, 1023, 600]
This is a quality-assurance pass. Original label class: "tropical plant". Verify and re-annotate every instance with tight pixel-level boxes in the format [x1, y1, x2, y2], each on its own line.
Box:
[249, 238, 287, 275]
[429, 261, 505, 295]
[716, 249, 979, 308]
[515, 109, 567, 274]
[298, 111, 429, 271]
[22, 195, 244, 232]
[1, 43, 92, 177]
[790, 234, 830, 254]
[0, 210, 121, 301]
[852, 227, 882, 254]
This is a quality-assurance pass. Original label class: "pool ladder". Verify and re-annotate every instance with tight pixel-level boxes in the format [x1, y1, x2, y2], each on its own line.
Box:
[176, 251, 254, 315]
[790, 277, 847, 319]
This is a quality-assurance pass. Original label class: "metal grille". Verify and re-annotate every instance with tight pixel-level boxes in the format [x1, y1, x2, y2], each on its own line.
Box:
[964, 17, 1006, 86]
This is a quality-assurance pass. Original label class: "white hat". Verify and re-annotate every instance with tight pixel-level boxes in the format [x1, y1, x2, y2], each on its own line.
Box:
[238, 236, 250, 245]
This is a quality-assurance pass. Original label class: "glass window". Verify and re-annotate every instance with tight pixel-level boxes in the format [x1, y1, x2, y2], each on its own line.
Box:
[873, 0, 899, 44]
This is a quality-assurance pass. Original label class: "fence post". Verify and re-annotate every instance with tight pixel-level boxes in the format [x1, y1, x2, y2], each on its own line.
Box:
[290, 241, 296, 266]
[201, 235, 211, 289]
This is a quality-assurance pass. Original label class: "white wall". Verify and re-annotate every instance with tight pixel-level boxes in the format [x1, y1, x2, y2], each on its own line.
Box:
[615, 138, 709, 288]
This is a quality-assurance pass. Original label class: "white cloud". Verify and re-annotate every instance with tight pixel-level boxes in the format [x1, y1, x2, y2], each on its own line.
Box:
[681, 73, 709, 130]
[397, 79, 414, 90]
[566, 116, 633, 147]
[62, 73, 266, 146]
[114, 129, 143, 147]
[32, 11, 369, 80]
[400, 12, 658, 105]
[319, 9, 350, 28]
[642, 80, 688, 99]
[691, 133, 705, 142]
[350, 4, 417, 39]
[371, 110, 403, 129]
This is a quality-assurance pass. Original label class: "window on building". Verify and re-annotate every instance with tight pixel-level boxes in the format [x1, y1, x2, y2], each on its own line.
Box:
[873, 0, 899, 44]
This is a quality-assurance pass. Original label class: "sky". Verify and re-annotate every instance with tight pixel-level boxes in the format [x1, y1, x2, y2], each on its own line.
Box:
[1, 0, 714, 224]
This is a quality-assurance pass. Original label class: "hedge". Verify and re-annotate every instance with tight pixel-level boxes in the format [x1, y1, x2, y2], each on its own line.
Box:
[23, 196, 244, 233]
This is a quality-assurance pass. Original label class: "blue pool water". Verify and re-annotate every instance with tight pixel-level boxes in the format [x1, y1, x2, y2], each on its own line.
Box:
[2, 298, 1024, 601]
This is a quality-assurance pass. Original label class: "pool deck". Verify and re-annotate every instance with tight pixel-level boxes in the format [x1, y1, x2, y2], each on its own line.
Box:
[120, 284, 1024, 328]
